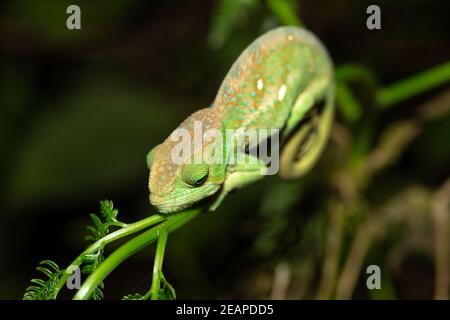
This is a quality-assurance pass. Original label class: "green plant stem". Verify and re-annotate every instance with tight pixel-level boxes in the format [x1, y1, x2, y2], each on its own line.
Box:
[336, 64, 378, 90]
[336, 82, 362, 123]
[149, 227, 168, 300]
[377, 61, 450, 108]
[51, 213, 166, 299]
[73, 208, 201, 300]
[267, 0, 303, 26]
[335, 64, 379, 123]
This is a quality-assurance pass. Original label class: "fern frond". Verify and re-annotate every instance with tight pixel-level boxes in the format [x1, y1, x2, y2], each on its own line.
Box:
[91, 281, 104, 300]
[121, 287, 175, 300]
[23, 260, 62, 300]
[85, 214, 107, 241]
[100, 199, 119, 223]
[122, 293, 144, 300]
[81, 200, 124, 299]
[85, 200, 124, 243]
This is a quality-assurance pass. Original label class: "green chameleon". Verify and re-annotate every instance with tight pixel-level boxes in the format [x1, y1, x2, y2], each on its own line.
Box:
[147, 26, 334, 214]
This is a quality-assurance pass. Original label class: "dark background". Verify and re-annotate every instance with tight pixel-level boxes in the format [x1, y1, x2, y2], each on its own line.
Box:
[1, 0, 449, 299]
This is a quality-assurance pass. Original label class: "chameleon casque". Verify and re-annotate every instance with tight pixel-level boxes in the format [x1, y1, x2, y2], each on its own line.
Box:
[147, 26, 334, 214]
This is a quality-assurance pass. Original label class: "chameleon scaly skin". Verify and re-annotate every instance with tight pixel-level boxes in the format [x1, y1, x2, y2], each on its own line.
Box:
[148, 26, 334, 214]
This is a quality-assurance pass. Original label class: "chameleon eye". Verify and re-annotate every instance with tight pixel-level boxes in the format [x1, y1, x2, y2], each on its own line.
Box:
[181, 164, 209, 187]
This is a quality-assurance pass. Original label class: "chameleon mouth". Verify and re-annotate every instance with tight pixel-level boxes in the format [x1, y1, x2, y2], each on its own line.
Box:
[149, 193, 171, 213]
[150, 192, 192, 214]
[150, 184, 221, 214]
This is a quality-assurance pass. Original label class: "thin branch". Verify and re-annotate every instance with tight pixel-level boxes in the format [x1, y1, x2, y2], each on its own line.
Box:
[377, 61, 450, 108]
[335, 219, 377, 300]
[316, 205, 344, 299]
[271, 261, 291, 300]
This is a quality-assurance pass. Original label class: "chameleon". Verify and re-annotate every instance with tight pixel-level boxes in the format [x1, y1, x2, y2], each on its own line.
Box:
[147, 26, 334, 214]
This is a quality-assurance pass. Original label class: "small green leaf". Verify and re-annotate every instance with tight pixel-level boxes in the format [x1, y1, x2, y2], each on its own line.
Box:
[23, 260, 62, 300]
[100, 200, 119, 223]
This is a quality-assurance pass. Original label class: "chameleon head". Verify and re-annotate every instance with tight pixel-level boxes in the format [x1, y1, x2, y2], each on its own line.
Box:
[147, 109, 226, 214]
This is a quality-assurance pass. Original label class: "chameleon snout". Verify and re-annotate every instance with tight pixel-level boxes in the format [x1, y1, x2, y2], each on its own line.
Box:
[149, 192, 165, 207]
[149, 191, 184, 214]
[149, 193, 171, 214]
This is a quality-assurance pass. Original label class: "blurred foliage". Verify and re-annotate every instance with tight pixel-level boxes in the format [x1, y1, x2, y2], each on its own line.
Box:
[1, 0, 449, 299]
[6, 78, 175, 210]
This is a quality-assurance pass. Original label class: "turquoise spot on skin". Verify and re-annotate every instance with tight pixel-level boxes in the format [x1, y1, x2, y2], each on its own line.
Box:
[250, 92, 256, 97]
